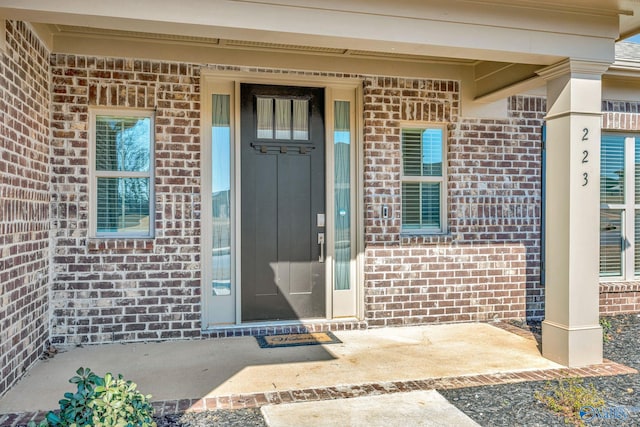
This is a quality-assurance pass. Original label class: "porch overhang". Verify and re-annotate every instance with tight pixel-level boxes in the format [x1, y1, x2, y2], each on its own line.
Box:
[0, 0, 628, 63]
[2, 0, 636, 111]
[2, 0, 635, 112]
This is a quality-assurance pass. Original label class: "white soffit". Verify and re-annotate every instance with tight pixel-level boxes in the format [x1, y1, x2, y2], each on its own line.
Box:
[49, 24, 477, 66]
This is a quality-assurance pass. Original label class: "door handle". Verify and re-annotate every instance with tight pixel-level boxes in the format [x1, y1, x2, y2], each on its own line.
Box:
[318, 232, 325, 263]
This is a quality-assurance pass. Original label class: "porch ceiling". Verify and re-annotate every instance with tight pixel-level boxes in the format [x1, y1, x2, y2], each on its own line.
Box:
[41, 24, 478, 66]
[42, 24, 478, 67]
[2, 0, 638, 102]
[36, 23, 549, 102]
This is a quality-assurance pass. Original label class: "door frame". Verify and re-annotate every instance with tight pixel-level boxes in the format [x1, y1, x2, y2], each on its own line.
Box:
[200, 70, 364, 327]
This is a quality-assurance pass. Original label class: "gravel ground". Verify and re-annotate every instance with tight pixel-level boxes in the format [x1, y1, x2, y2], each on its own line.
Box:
[440, 314, 640, 426]
[155, 408, 266, 427]
[155, 314, 640, 426]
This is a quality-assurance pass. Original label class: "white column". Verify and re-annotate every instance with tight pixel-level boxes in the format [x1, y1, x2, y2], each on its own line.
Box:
[538, 59, 610, 367]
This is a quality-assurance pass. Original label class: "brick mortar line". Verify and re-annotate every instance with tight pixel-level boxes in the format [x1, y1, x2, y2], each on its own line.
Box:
[2, 361, 635, 424]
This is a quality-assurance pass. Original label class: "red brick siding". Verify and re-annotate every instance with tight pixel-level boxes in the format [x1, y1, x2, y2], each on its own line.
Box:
[362, 76, 543, 326]
[365, 243, 528, 326]
[600, 282, 640, 315]
[50, 55, 202, 345]
[454, 96, 544, 320]
[0, 21, 51, 398]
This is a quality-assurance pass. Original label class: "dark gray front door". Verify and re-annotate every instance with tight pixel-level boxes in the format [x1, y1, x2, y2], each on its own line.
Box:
[241, 84, 325, 321]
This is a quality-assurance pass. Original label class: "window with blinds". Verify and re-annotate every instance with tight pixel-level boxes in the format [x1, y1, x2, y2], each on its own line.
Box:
[599, 133, 640, 279]
[92, 111, 154, 237]
[401, 126, 446, 233]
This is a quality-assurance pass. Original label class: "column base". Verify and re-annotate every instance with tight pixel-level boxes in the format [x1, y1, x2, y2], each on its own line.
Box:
[542, 320, 603, 367]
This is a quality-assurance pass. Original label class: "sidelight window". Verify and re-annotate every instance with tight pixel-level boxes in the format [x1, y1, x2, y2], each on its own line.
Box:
[212, 94, 232, 295]
[334, 100, 351, 291]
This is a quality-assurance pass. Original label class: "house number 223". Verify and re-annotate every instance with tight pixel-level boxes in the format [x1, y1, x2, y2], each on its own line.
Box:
[581, 127, 589, 186]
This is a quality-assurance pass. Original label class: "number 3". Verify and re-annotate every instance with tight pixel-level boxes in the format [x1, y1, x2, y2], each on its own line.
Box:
[582, 172, 588, 186]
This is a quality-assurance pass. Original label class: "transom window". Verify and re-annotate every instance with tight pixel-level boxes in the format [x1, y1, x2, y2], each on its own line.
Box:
[600, 133, 640, 279]
[401, 124, 447, 233]
[90, 110, 154, 238]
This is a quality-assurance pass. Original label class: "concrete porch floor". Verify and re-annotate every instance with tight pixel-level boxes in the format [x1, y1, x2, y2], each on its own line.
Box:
[0, 322, 568, 413]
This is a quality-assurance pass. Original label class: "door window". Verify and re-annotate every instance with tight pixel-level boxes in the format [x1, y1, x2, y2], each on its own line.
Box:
[256, 96, 310, 141]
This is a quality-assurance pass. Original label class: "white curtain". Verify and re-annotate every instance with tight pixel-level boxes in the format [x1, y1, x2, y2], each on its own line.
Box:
[257, 97, 273, 139]
[293, 99, 309, 140]
[275, 98, 291, 139]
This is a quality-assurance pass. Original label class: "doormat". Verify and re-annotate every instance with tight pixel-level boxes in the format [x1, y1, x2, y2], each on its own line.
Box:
[256, 331, 342, 348]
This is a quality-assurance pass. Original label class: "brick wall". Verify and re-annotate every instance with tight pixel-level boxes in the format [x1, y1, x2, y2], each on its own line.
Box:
[600, 283, 640, 314]
[49, 55, 202, 345]
[362, 76, 543, 326]
[0, 21, 51, 398]
[47, 65, 546, 342]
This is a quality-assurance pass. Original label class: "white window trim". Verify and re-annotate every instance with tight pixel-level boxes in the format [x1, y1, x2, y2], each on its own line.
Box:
[88, 107, 155, 239]
[400, 122, 448, 235]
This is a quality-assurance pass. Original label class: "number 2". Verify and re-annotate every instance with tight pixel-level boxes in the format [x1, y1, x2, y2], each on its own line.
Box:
[582, 150, 589, 164]
[582, 128, 589, 142]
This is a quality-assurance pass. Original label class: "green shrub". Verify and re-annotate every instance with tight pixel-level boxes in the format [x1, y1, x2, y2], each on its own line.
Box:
[534, 377, 605, 426]
[30, 367, 156, 427]
[600, 317, 613, 342]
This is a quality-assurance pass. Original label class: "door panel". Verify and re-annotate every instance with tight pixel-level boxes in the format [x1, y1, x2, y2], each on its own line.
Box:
[280, 154, 312, 295]
[241, 84, 325, 321]
[252, 153, 278, 297]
